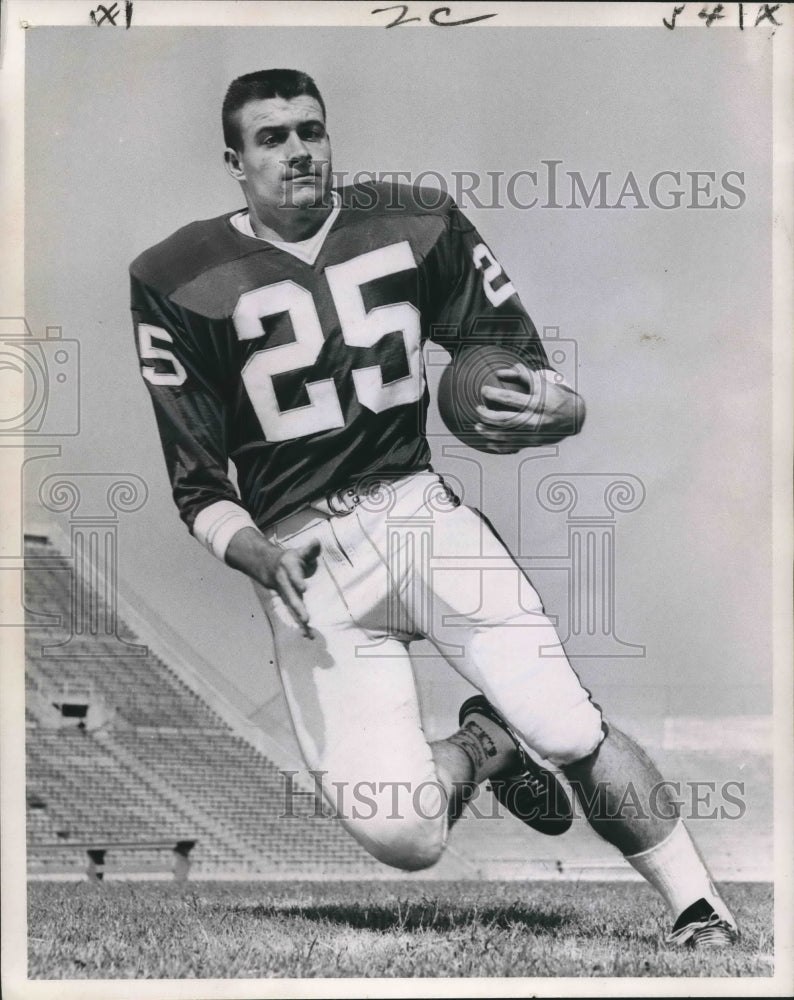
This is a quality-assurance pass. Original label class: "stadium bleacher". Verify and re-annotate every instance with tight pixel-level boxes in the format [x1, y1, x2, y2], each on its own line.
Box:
[24, 532, 773, 883]
[24, 535, 378, 878]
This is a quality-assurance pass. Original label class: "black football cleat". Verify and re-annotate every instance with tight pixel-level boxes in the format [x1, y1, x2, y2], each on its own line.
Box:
[666, 897, 740, 948]
[459, 695, 573, 836]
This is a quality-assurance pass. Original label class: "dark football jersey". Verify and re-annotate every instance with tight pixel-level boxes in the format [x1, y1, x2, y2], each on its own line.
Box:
[130, 182, 551, 534]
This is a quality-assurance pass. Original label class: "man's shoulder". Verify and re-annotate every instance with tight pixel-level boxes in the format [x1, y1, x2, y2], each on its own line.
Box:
[130, 212, 249, 296]
[337, 180, 456, 221]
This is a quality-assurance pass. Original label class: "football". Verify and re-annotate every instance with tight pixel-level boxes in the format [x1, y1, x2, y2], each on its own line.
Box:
[436, 344, 531, 453]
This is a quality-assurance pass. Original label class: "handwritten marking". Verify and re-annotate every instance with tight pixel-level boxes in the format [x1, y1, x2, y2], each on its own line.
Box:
[371, 4, 422, 28]
[755, 2, 780, 26]
[89, 1, 133, 27]
[663, 1, 782, 28]
[371, 4, 497, 28]
[428, 6, 498, 26]
[663, 3, 686, 28]
[90, 3, 119, 25]
[698, 3, 726, 25]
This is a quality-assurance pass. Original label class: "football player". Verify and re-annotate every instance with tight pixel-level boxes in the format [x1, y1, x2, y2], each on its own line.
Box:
[131, 69, 738, 947]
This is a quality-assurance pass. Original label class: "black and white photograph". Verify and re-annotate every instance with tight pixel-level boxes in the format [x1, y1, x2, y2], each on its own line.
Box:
[1, 1, 792, 996]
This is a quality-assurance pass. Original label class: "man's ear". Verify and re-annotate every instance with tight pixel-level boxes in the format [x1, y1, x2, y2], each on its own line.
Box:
[224, 147, 245, 181]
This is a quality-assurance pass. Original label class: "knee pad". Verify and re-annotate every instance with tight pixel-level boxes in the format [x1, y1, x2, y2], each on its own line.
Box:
[339, 782, 447, 872]
[372, 829, 445, 872]
[533, 700, 605, 767]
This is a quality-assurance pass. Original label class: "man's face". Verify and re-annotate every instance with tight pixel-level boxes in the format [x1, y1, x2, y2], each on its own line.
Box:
[226, 95, 332, 219]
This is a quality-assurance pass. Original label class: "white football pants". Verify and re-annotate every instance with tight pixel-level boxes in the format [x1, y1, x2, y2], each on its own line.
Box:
[254, 471, 603, 870]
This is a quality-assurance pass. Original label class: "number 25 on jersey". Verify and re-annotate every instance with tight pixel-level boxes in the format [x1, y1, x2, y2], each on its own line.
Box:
[139, 239, 513, 442]
[233, 241, 423, 441]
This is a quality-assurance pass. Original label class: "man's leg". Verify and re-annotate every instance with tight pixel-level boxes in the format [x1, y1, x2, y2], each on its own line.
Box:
[562, 725, 678, 853]
[562, 726, 736, 936]
[388, 487, 737, 942]
[430, 712, 524, 824]
[253, 507, 522, 869]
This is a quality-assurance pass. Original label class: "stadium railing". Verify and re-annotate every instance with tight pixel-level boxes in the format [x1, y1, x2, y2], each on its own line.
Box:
[28, 839, 198, 882]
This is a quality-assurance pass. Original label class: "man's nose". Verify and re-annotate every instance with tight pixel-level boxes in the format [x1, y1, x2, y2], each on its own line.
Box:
[285, 130, 311, 164]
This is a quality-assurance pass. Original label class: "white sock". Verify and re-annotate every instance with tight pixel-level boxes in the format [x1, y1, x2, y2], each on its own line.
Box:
[625, 821, 734, 924]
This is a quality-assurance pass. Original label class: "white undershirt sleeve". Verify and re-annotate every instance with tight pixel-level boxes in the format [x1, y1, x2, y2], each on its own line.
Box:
[192, 500, 260, 563]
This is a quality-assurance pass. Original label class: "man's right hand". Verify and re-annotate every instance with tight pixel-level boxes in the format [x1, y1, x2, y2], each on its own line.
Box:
[225, 527, 321, 639]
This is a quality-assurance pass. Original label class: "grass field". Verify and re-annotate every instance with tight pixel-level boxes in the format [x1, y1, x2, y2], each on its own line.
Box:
[27, 879, 772, 979]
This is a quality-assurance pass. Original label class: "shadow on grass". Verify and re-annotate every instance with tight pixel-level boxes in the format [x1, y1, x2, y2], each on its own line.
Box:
[214, 898, 573, 934]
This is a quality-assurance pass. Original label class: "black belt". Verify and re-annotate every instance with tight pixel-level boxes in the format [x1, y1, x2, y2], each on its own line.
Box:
[325, 484, 367, 516]
[313, 471, 427, 516]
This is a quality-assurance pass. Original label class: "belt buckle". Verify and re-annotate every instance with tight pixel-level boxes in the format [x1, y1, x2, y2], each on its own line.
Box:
[326, 485, 361, 516]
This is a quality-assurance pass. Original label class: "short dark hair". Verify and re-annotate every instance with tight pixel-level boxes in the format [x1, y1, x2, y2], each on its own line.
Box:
[222, 69, 326, 150]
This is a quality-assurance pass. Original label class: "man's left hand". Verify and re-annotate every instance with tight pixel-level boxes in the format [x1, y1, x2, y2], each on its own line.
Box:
[474, 365, 586, 454]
